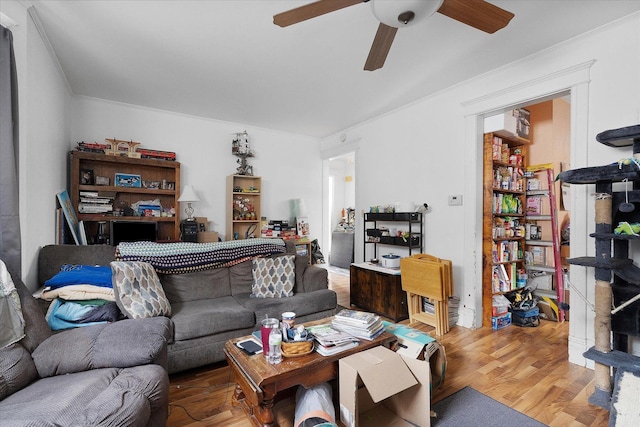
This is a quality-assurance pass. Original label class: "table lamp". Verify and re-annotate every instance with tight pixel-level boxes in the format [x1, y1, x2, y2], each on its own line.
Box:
[178, 185, 200, 221]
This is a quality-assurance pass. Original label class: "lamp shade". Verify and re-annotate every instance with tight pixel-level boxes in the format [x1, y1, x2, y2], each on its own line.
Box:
[289, 198, 308, 220]
[178, 185, 200, 202]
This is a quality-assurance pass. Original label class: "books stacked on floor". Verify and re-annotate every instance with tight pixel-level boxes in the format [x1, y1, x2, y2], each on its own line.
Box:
[422, 297, 436, 315]
[331, 309, 385, 341]
[448, 296, 460, 328]
[306, 324, 359, 356]
[78, 191, 114, 214]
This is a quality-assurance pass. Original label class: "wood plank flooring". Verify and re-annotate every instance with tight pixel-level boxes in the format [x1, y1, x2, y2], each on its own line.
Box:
[167, 268, 610, 426]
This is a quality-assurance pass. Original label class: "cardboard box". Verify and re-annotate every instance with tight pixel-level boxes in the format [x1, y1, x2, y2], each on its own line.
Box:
[484, 108, 531, 141]
[492, 312, 512, 330]
[197, 231, 219, 243]
[339, 346, 431, 427]
[528, 272, 552, 290]
[195, 216, 209, 232]
[383, 322, 447, 392]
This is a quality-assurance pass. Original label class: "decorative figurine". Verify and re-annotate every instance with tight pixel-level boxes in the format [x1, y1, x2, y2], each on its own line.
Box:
[232, 131, 254, 175]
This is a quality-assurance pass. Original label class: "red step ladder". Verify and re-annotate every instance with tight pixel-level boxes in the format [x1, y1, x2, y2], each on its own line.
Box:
[526, 164, 565, 322]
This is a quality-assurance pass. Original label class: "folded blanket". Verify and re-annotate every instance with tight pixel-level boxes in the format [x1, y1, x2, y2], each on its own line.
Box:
[44, 264, 113, 289]
[41, 284, 115, 302]
[116, 238, 287, 274]
[46, 299, 109, 330]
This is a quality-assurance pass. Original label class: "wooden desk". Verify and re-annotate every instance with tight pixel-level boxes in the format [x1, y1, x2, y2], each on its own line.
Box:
[224, 318, 395, 426]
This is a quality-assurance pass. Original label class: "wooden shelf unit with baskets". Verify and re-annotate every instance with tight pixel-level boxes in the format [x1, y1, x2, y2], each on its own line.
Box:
[69, 151, 181, 243]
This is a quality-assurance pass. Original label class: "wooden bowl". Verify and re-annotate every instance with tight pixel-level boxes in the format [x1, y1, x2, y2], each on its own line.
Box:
[281, 340, 314, 357]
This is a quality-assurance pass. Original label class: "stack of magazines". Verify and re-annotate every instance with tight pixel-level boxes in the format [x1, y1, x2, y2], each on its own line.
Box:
[306, 324, 359, 356]
[331, 309, 384, 340]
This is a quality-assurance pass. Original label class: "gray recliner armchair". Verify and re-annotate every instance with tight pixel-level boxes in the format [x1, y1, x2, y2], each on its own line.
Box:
[0, 265, 172, 426]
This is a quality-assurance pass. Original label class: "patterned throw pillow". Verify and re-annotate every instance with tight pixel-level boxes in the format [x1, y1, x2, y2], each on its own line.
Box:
[110, 261, 171, 319]
[251, 255, 295, 298]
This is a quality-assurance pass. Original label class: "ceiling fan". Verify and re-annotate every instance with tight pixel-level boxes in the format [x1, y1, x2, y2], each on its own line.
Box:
[273, 0, 515, 71]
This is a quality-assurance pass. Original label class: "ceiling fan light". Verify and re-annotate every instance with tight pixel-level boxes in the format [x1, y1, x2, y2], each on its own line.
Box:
[371, 0, 444, 28]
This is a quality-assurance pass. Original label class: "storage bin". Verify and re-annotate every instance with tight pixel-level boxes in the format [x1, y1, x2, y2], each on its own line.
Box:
[394, 212, 420, 221]
[492, 312, 512, 330]
[365, 213, 395, 221]
[396, 236, 420, 247]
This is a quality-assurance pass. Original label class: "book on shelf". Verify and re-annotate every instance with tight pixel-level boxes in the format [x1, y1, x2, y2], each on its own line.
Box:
[80, 197, 112, 204]
[79, 204, 113, 213]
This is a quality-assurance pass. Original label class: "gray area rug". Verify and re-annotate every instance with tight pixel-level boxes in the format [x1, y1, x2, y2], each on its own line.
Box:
[431, 387, 547, 426]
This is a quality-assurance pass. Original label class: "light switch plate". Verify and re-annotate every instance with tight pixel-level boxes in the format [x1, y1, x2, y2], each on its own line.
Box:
[448, 195, 463, 206]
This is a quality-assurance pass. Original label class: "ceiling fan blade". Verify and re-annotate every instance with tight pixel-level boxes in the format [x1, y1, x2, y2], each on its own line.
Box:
[274, 0, 364, 27]
[364, 23, 398, 71]
[437, 0, 514, 34]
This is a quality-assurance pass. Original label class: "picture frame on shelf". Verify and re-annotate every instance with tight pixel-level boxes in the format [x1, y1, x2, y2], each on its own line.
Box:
[142, 180, 161, 189]
[167, 181, 175, 190]
[296, 216, 310, 237]
[56, 190, 83, 245]
[80, 169, 94, 185]
[115, 173, 142, 188]
[95, 175, 110, 186]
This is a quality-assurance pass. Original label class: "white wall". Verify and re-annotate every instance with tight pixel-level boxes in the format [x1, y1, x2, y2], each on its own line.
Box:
[320, 12, 640, 365]
[2, 1, 71, 290]
[71, 96, 323, 243]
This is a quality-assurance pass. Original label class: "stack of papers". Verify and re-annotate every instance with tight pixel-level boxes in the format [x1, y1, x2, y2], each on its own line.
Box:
[331, 309, 384, 341]
[306, 324, 359, 356]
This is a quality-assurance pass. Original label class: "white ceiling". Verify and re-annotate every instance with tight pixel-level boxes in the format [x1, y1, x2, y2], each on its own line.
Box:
[25, 1, 640, 138]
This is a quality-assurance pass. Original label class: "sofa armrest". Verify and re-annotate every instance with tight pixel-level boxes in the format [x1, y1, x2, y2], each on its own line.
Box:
[32, 316, 172, 378]
[301, 265, 329, 293]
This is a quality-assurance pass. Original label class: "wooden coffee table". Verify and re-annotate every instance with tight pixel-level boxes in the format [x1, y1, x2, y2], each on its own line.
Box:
[224, 317, 395, 427]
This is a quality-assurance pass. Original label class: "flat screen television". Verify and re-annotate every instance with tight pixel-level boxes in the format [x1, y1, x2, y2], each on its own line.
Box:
[110, 220, 158, 246]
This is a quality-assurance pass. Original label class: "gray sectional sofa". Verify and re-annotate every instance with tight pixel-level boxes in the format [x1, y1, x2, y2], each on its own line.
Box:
[0, 261, 172, 426]
[37, 242, 337, 374]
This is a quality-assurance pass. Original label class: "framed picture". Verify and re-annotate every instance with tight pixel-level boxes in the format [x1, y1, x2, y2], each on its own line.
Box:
[296, 216, 310, 237]
[142, 180, 161, 189]
[167, 181, 175, 190]
[115, 173, 142, 188]
[56, 190, 83, 245]
[80, 169, 94, 185]
[95, 175, 110, 186]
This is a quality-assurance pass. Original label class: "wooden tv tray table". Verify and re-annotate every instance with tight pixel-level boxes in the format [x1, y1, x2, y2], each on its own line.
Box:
[224, 317, 395, 427]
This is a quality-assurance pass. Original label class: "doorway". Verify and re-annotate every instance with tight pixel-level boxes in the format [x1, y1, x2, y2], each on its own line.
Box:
[482, 95, 572, 327]
[324, 151, 356, 271]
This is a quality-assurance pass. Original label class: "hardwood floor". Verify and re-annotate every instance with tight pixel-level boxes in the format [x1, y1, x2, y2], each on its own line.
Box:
[167, 269, 610, 426]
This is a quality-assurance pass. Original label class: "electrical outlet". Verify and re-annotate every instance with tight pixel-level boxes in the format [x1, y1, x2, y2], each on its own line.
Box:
[448, 195, 463, 206]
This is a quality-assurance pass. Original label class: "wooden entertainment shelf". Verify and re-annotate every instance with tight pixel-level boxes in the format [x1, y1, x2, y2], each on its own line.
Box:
[69, 151, 181, 243]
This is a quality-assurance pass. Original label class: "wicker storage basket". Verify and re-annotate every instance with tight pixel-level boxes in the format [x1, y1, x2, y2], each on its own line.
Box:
[281, 339, 314, 357]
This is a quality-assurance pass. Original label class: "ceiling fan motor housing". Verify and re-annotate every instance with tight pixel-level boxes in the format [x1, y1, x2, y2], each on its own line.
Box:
[371, 0, 444, 28]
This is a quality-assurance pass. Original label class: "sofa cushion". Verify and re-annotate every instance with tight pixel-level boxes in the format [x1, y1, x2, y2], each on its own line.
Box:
[170, 296, 255, 341]
[229, 260, 254, 295]
[160, 268, 231, 303]
[13, 273, 52, 352]
[251, 255, 295, 298]
[111, 261, 171, 319]
[0, 344, 38, 400]
[32, 317, 172, 378]
[0, 365, 168, 426]
[234, 289, 337, 321]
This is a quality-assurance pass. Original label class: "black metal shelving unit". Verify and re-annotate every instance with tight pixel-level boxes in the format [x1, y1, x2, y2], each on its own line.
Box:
[363, 212, 423, 260]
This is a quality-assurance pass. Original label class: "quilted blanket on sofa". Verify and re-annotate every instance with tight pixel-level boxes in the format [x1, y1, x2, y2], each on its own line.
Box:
[115, 238, 286, 274]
